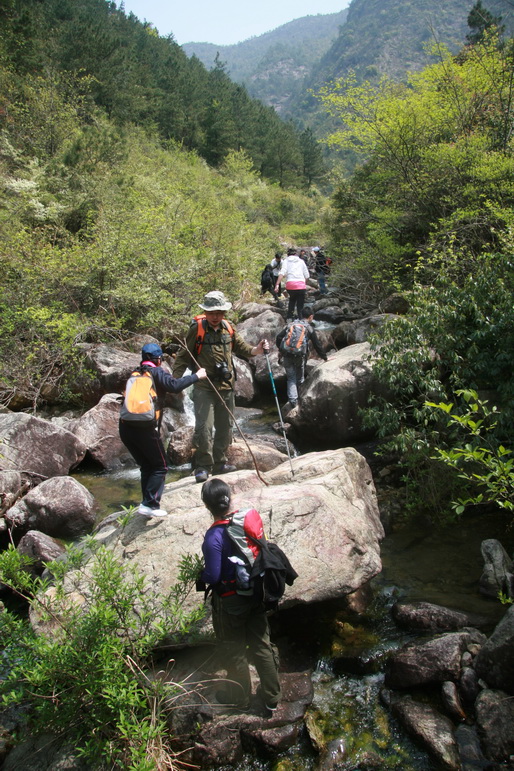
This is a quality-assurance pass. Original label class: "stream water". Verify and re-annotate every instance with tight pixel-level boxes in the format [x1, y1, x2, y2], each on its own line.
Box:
[74, 401, 513, 771]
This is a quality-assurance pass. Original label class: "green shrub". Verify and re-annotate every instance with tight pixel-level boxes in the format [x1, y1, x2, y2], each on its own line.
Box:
[0, 532, 204, 770]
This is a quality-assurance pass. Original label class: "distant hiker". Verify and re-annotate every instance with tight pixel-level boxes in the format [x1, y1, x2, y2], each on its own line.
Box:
[260, 264, 277, 300]
[119, 342, 207, 517]
[275, 307, 327, 408]
[270, 252, 284, 298]
[275, 247, 310, 320]
[199, 477, 281, 713]
[313, 246, 331, 295]
[299, 248, 309, 265]
[173, 291, 269, 483]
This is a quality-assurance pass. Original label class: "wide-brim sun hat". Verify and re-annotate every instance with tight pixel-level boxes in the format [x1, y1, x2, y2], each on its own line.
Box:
[199, 291, 232, 312]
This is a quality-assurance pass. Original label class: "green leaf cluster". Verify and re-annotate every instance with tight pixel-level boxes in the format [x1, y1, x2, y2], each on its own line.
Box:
[427, 390, 514, 517]
[0, 537, 205, 769]
[319, 35, 514, 288]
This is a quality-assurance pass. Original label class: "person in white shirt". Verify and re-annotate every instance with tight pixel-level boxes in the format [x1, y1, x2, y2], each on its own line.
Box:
[275, 248, 310, 320]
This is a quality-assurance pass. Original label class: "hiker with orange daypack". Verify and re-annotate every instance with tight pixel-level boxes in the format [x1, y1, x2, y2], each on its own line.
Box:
[119, 342, 207, 517]
[173, 291, 269, 484]
[275, 306, 327, 410]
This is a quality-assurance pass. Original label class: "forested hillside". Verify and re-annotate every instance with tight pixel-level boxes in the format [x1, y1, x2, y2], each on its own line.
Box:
[183, 10, 349, 113]
[0, 0, 320, 187]
[0, 0, 326, 410]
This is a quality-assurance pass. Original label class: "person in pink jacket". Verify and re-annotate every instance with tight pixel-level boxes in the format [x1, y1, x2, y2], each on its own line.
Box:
[275, 248, 310, 320]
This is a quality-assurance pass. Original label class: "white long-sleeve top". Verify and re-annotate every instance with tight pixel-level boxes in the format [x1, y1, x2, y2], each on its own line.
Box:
[277, 255, 309, 289]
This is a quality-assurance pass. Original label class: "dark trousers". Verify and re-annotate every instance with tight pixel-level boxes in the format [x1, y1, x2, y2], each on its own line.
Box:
[212, 592, 281, 708]
[119, 420, 168, 509]
[286, 288, 306, 319]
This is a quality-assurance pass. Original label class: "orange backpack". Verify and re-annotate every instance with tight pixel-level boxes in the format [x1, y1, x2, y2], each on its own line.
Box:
[120, 369, 160, 423]
[194, 314, 234, 355]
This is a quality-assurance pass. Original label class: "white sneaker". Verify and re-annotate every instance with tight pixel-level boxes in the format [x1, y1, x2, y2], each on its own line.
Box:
[138, 504, 168, 517]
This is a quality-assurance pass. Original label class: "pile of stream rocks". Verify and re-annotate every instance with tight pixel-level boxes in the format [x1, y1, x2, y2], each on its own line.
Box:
[1, 289, 514, 769]
[381, 596, 514, 770]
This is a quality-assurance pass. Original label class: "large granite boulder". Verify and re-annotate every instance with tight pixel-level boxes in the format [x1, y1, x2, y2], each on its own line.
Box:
[0, 413, 86, 480]
[392, 602, 489, 632]
[237, 309, 284, 348]
[474, 605, 514, 695]
[479, 538, 514, 598]
[347, 314, 398, 345]
[389, 695, 460, 770]
[77, 343, 139, 404]
[17, 530, 66, 574]
[288, 343, 377, 447]
[233, 356, 257, 405]
[475, 688, 514, 763]
[66, 394, 131, 470]
[385, 630, 485, 689]
[238, 302, 283, 322]
[91, 448, 383, 619]
[6, 477, 96, 539]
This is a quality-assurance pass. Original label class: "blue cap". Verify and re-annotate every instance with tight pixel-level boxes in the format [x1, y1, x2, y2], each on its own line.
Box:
[141, 343, 163, 358]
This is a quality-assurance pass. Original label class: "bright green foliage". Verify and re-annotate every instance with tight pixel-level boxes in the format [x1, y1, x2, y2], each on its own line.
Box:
[427, 390, 514, 517]
[0, 64, 322, 407]
[0, 537, 205, 769]
[0, 0, 314, 185]
[319, 36, 514, 287]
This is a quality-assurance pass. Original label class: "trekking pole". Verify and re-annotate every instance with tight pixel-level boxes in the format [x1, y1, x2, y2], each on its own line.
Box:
[264, 352, 295, 477]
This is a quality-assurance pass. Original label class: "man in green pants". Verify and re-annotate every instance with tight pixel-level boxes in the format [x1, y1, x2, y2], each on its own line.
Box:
[173, 291, 269, 483]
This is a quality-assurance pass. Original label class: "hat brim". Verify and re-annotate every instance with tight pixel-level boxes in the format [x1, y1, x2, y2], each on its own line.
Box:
[198, 302, 232, 311]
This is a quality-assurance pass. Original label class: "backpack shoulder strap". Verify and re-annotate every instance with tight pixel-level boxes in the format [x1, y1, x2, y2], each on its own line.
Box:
[194, 316, 208, 355]
[221, 319, 234, 344]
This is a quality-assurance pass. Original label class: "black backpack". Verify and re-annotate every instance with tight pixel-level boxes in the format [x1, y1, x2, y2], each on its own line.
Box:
[247, 537, 298, 610]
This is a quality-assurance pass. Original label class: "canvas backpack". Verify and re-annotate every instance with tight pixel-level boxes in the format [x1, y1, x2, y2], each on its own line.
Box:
[279, 320, 308, 357]
[222, 509, 298, 610]
[119, 368, 160, 423]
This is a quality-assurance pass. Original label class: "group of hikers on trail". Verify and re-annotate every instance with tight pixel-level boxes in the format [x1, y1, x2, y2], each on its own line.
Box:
[117, 268, 330, 717]
[261, 245, 332, 307]
[119, 284, 327, 508]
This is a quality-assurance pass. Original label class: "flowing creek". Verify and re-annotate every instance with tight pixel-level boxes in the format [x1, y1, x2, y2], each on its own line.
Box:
[74, 400, 513, 771]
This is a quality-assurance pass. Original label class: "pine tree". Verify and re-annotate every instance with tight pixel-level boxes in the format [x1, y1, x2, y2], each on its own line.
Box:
[466, 0, 504, 45]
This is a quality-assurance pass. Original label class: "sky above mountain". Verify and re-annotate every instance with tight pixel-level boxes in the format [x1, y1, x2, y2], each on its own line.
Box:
[120, 0, 351, 45]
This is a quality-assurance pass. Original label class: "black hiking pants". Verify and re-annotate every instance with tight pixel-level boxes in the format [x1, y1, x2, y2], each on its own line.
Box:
[119, 420, 168, 509]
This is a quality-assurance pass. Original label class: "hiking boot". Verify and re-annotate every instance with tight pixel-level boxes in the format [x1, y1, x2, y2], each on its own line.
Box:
[215, 463, 237, 475]
[256, 686, 279, 716]
[195, 469, 209, 483]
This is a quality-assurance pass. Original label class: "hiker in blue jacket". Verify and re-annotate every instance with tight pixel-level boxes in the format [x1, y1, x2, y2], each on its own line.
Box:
[200, 477, 281, 714]
[275, 306, 327, 409]
[119, 342, 206, 517]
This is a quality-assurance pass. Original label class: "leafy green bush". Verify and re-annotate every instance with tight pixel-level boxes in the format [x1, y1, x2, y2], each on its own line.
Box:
[427, 390, 514, 518]
[362, 241, 514, 520]
[0, 531, 204, 770]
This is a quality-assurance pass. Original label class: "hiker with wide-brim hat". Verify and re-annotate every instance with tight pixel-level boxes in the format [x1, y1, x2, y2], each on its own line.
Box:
[173, 291, 269, 483]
